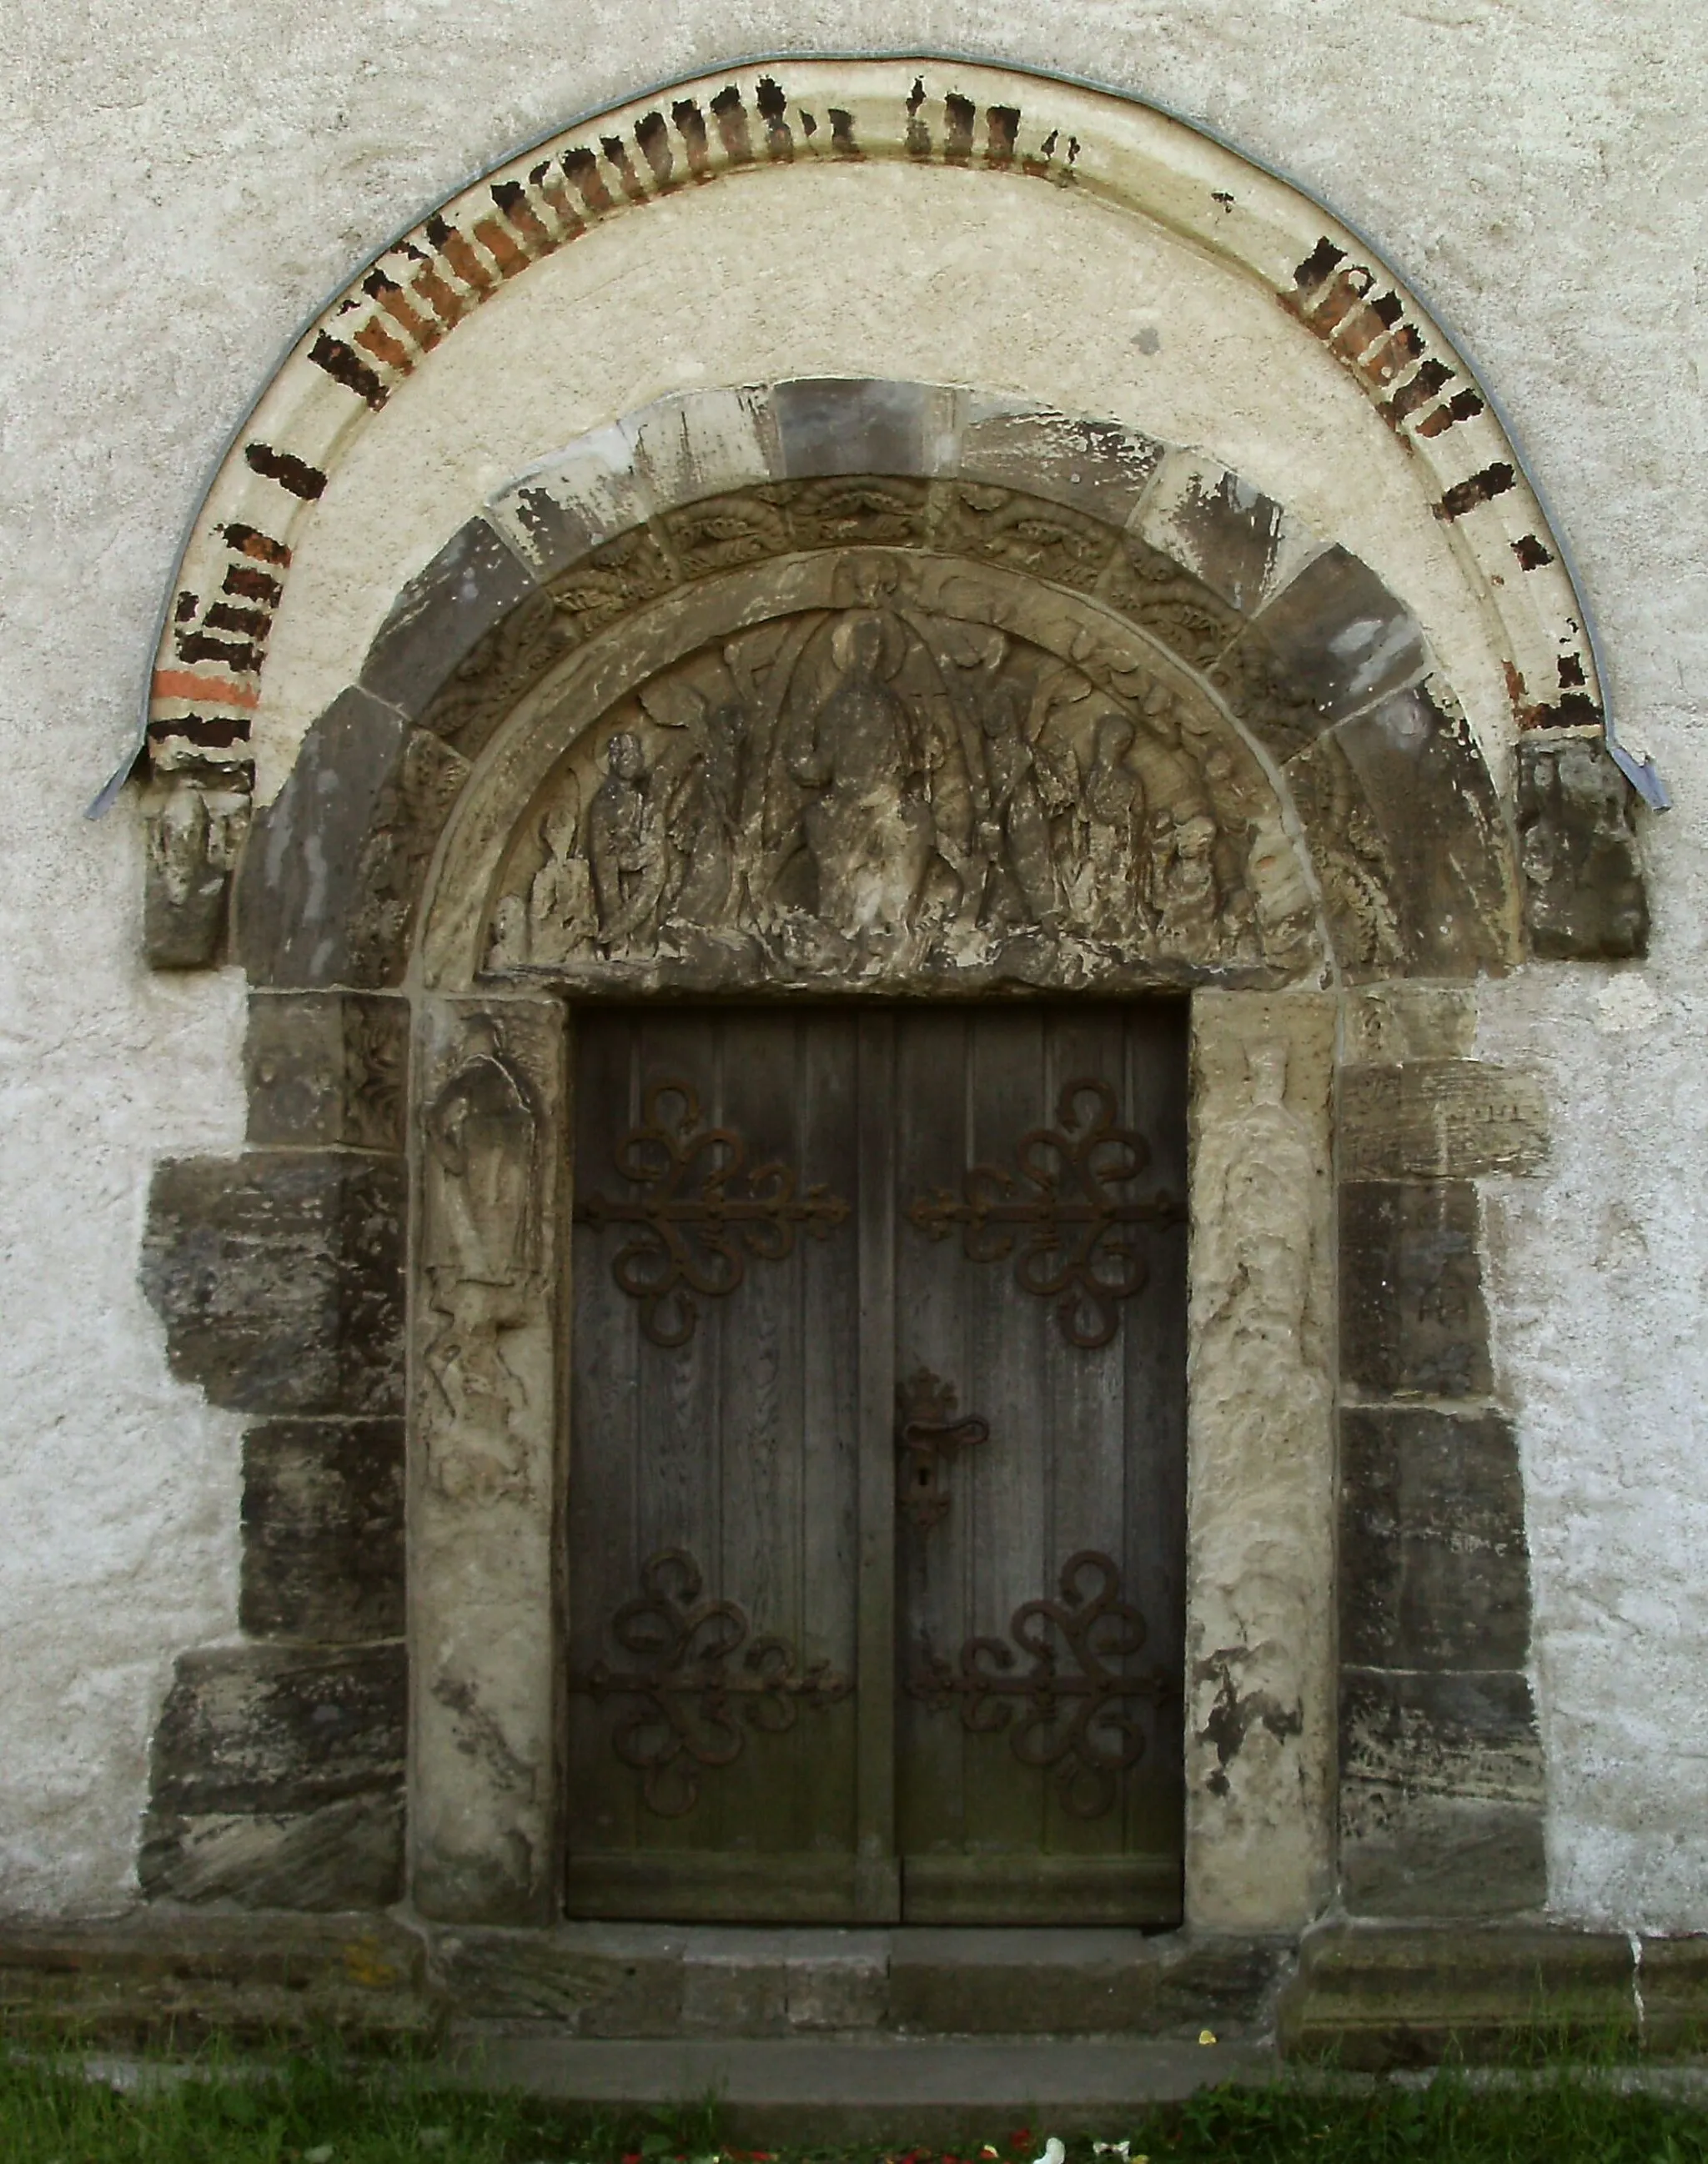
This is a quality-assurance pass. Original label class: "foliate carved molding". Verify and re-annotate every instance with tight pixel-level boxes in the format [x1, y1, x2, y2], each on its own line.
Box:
[483, 551, 1325, 996]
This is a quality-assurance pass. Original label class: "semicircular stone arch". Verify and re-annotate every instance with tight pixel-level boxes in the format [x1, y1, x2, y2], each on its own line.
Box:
[234, 382, 1520, 997]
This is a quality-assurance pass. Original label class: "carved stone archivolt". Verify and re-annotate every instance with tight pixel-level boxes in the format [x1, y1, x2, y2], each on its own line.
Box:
[483, 552, 1324, 996]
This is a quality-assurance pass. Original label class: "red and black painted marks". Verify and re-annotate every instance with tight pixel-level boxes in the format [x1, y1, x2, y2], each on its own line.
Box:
[1284, 237, 1558, 570]
[153, 524, 293, 758]
[1505, 655, 1601, 733]
[303, 79, 1078, 416]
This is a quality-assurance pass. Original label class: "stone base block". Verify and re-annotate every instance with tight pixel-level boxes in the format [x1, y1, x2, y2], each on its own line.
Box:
[0, 1910, 431, 2046]
[1277, 1921, 1659, 2068]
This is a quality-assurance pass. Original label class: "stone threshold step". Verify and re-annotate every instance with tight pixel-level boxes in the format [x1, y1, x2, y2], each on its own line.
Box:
[447, 2033, 1277, 2141]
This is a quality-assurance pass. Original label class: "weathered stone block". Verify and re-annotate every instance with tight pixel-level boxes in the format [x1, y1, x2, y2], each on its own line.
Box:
[1298, 683, 1520, 977]
[1341, 1667, 1545, 1917]
[139, 1794, 404, 1910]
[1515, 734, 1649, 959]
[0, 1910, 430, 2045]
[143, 783, 249, 968]
[1344, 985, 1478, 1064]
[1132, 449, 1314, 615]
[1340, 1408, 1529, 1669]
[142, 1153, 404, 1415]
[623, 384, 781, 512]
[1278, 1921, 1639, 2067]
[148, 1640, 406, 1817]
[244, 992, 408, 1151]
[785, 1949, 888, 2031]
[1340, 1182, 1491, 1398]
[682, 1954, 790, 2036]
[485, 424, 654, 580]
[432, 1926, 688, 2032]
[773, 376, 960, 479]
[237, 686, 468, 990]
[1237, 544, 1429, 723]
[1340, 1061, 1549, 1181]
[359, 516, 540, 720]
[240, 1419, 405, 1641]
[959, 393, 1162, 524]
[1642, 1933, 1708, 2054]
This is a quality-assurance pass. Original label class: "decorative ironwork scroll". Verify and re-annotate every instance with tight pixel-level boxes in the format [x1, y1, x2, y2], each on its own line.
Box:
[905, 1549, 1170, 1819]
[576, 1081, 850, 1345]
[896, 1368, 990, 1531]
[567, 1548, 852, 1818]
[907, 1077, 1186, 1348]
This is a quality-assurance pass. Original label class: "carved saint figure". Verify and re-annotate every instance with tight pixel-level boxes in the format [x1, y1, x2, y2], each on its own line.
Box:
[1153, 806, 1223, 954]
[977, 673, 1061, 932]
[424, 1015, 540, 1299]
[1213, 1040, 1314, 1344]
[1071, 712, 1149, 941]
[526, 783, 596, 961]
[589, 731, 670, 950]
[667, 700, 748, 931]
[423, 1016, 543, 1504]
[787, 612, 935, 939]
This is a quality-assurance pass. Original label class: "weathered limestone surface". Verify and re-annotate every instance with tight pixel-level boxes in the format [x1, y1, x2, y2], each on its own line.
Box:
[412, 995, 566, 1925]
[244, 992, 409, 1152]
[240, 1418, 405, 1642]
[0, 1911, 431, 2045]
[1184, 991, 1335, 1931]
[1515, 736, 1649, 959]
[142, 1154, 404, 1415]
[140, 1642, 406, 1909]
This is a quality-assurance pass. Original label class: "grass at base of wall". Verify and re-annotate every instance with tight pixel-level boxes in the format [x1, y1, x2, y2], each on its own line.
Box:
[4, 2050, 1708, 2164]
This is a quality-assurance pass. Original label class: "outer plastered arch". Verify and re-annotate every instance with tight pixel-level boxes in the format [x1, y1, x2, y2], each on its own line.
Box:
[142, 54, 1606, 830]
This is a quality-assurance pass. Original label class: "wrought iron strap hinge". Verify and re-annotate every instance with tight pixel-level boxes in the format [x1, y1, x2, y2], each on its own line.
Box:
[907, 1076, 1185, 1348]
[567, 1548, 851, 1818]
[576, 1079, 849, 1345]
[906, 1549, 1171, 1820]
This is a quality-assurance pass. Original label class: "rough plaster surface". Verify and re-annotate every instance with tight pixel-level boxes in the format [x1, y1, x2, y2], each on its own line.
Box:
[2, 3, 1705, 1924]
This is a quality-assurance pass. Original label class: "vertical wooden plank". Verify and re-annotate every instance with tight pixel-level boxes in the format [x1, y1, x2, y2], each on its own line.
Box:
[796, 1011, 862, 1856]
[893, 1007, 973, 1867]
[565, 1006, 865, 1915]
[565, 1007, 643, 1868]
[855, 1009, 900, 1920]
[1037, 1002, 1130, 1871]
[958, 1004, 1052, 1870]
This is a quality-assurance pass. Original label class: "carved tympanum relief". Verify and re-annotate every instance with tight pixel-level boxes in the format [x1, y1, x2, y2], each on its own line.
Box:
[485, 555, 1322, 994]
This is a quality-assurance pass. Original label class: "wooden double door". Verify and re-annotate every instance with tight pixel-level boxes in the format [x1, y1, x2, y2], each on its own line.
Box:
[565, 1002, 1188, 1925]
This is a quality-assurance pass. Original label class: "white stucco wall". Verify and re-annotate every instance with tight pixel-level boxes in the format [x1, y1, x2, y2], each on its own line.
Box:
[1, 1, 1703, 1926]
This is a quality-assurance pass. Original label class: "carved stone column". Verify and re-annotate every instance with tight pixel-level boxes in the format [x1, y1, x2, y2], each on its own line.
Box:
[1184, 990, 1337, 1931]
[411, 994, 566, 1923]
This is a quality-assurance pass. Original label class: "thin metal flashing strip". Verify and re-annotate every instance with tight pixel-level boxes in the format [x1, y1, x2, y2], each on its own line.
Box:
[90, 48, 1668, 816]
